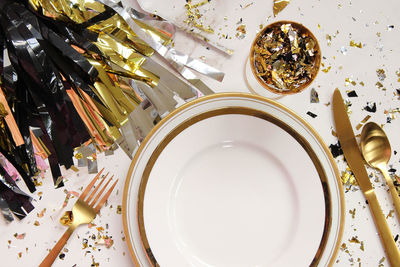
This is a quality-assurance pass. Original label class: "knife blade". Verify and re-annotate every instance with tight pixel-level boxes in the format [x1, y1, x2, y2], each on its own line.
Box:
[332, 89, 400, 266]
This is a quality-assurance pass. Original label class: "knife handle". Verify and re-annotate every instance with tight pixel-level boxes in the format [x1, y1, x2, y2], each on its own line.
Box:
[365, 190, 400, 266]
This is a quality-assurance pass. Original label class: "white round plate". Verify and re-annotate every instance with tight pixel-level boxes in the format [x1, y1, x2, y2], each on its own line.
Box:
[123, 93, 344, 267]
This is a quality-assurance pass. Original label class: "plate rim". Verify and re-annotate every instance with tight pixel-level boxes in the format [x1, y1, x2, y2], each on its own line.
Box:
[122, 92, 345, 267]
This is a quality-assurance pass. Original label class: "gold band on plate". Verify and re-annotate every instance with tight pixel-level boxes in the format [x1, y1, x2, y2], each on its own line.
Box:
[122, 92, 345, 267]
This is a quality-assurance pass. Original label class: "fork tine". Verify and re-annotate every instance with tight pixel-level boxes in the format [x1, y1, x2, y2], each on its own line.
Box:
[85, 174, 109, 203]
[94, 179, 118, 213]
[89, 175, 113, 207]
[79, 168, 105, 200]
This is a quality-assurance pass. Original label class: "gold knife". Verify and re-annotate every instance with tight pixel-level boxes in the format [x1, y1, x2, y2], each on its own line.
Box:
[332, 89, 400, 266]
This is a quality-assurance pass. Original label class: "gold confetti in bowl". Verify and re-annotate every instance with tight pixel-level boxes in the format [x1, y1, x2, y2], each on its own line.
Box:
[250, 21, 321, 95]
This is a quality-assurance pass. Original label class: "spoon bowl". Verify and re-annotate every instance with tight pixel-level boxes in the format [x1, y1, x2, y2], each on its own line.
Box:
[360, 122, 400, 220]
[360, 122, 391, 170]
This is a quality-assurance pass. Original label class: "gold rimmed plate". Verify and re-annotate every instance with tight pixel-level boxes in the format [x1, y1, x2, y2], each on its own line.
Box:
[123, 93, 344, 267]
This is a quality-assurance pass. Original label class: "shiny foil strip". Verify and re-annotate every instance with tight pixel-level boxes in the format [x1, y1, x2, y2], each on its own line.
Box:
[96, 0, 222, 90]
[0, 165, 34, 220]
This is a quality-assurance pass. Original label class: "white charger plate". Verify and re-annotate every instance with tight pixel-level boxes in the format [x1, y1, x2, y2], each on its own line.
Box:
[123, 93, 344, 267]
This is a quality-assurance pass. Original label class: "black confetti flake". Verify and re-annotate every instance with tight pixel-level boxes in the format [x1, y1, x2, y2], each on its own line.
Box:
[387, 117, 392, 123]
[394, 150, 397, 155]
[395, 234, 399, 242]
[59, 253, 65, 260]
[364, 102, 377, 113]
[307, 111, 317, 118]
[347, 90, 358, 97]
[388, 168, 396, 173]
[329, 142, 343, 158]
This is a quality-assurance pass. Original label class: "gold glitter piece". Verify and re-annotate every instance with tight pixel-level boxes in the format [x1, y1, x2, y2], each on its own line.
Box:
[322, 66, 331, 73]
[386, 210, 394, 219]
[349, 208, 356, 219]
[349, 236, 360, 243]
[359, 81, 365, 86]
[349, 40, 362, 48]
[376, 69, 386, 81]
[345, 78, 357, 86]
[74, 153, 83, 160]
[117, 205, 122, 214]
[273, 0, 291, 16]
[360, 241, 364, 251]
[235, 24, 247, 39]
[70, 165, 79, 172]
[60, 211, 73, 226]
[34, 220, 40, 226]
[341, 166, 357, 186]
[375, 81, 384, 89]
[355, 115, 371, 130]
[37, 208, 46, 218]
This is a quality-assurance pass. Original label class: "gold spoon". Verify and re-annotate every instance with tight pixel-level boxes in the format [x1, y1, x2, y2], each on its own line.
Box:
[361, 122, 400, 220]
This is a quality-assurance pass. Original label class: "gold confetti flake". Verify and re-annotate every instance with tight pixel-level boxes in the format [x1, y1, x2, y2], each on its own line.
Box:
[349, 208, 356, 219]
[341, 166, 357, 186]
[345, 78, 357, 86]
[349, 236, 360, 243]
[355, 115, 371, 130]
[34, 220, 40, 226]
[117, 205, 122, 214]
[37, 208, 46, 218]
[235, 24, 247, 39]
[386, 210, 394, 219]
[360, 241, 365, 251]
[375, 81, 384, 89]
[273, 0, 290, 16]
[376, 69, 386, 81]
[322, 66, 331, 73]
[60, 211, 73, 226]
[349, 40, 362, 48]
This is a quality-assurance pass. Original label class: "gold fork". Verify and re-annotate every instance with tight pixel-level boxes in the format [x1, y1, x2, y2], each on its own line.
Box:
[39, 168, 118, 267]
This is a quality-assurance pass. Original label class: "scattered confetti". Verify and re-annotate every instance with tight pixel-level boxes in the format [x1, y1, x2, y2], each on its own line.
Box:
[14, 233, 26, 240]
[235, 24, 247, 39]
[306, 111, 317, 118]
[104, 236, 114, 249]
[386, 210, 394, 219]
[184, 0, 214, 33]
[346, 90, 358, 97]
[310, 88, 319, 103]
[59, 253, 65, 260]
[60, 211, 73, 226]
[33, 220, 40, 226]
[341, 166, 357, 186]
[349, 40, 362, 48]
[273, 0, 290, 16]
[117, 205, 122, 214]
[321, 66, 331, 73]
[364, 102, 377, 113]
[329, 142, 343, 158]
[37, 208, 46, 218]
[345, 78, 357, 86]
[349, 208, 356, 219]
[376, 69, 386, 81]
[355, 115, 371, 130]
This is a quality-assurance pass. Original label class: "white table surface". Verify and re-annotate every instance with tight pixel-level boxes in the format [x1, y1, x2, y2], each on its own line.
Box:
[1, 0, 400, 266]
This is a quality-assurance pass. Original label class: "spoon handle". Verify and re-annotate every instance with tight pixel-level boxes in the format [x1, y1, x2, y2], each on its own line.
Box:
[381, 167, 400, 222]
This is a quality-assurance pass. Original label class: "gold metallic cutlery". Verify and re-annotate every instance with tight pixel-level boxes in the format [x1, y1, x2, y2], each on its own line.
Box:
[39, 169, 118, 267]
[361, 122, 400, 221]
[332, 89, 400, 266]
